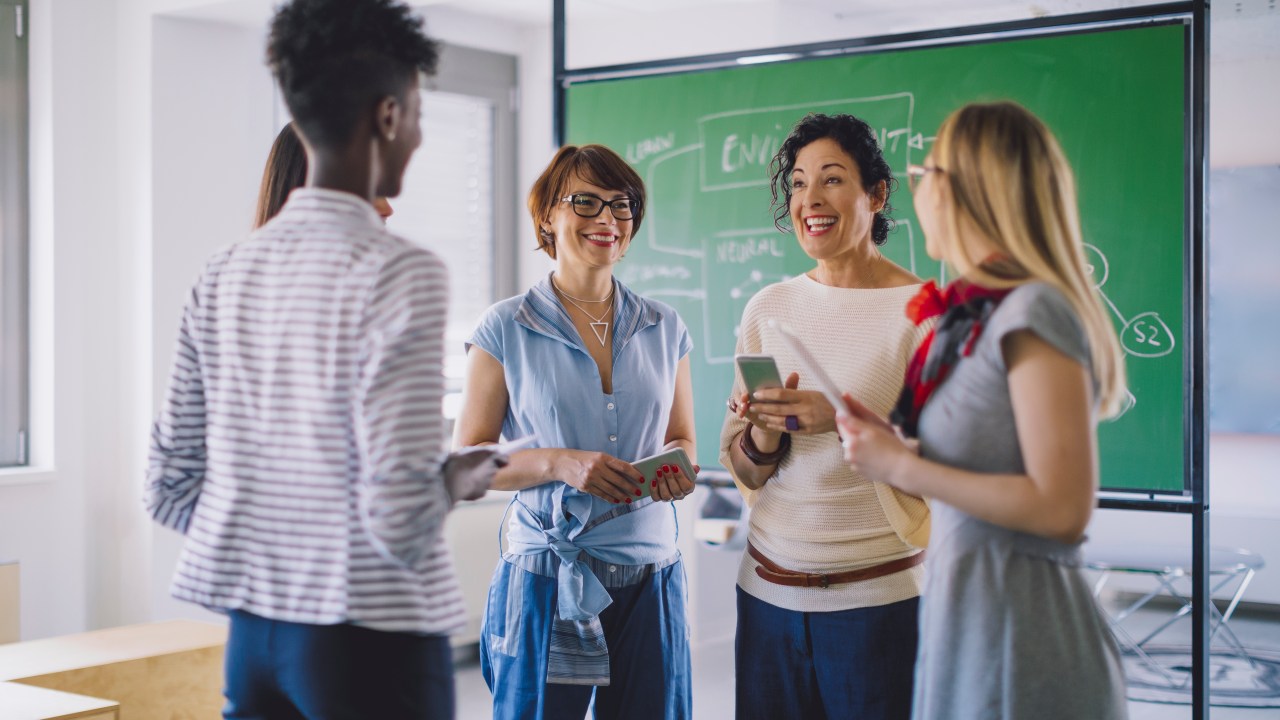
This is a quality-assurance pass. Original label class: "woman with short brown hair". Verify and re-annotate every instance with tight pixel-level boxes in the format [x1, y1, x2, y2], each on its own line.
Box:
[455, 143, 696, 719]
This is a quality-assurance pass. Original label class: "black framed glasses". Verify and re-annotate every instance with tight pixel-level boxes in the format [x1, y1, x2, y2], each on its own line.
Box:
[560, 193, 638, 220]
[906, 163, 946, 193]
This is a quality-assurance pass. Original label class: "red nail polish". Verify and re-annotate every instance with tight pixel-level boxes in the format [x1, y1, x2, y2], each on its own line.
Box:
[635, 489, 641, 497]
[625, 498, 632, 504]
[662, 465, 671, 472]
[652, 480, 658, 487]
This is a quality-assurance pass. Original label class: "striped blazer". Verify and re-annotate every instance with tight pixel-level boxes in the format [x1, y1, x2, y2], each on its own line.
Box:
[145, 188, 464, 635]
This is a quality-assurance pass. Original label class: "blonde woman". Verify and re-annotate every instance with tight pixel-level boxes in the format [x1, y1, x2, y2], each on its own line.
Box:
[837, 101, 1128, 719]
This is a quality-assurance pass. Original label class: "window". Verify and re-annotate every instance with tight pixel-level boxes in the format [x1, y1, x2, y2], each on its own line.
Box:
[386, 43, 519, 419]
[0, 0, 29, 467]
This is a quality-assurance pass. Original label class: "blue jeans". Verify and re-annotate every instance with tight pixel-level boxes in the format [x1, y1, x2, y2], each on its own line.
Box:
[735, 588, 919, 720]
[481, 559, 692, 720]
[223, 610, 454, 720]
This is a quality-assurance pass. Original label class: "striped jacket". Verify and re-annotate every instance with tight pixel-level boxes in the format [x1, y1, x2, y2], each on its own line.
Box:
[145, 188, 464, 635]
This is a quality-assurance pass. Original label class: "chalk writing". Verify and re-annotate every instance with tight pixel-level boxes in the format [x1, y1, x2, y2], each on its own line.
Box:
[626, 133, 676, 164]
[618, 264, 694, 283]
[1122, 312, 1175, 358]
[715, 236, 787, 264]
[720, 133, 781, 174]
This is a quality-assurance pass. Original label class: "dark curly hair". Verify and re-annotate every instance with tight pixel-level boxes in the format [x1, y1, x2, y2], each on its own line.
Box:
[267, 0, 439, 150]
[768, 113, 897, 245]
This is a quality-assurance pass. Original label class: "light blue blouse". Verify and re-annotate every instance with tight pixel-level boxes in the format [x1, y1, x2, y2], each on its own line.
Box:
[467, 273, 692, 621]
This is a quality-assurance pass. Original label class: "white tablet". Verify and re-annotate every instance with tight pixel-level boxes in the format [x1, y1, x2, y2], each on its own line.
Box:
[767, 320, 850, 416]
[494, 434, 539, 454]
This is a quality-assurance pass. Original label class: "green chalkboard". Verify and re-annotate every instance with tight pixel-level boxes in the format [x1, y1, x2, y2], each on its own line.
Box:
[567, 23, 1188, 494]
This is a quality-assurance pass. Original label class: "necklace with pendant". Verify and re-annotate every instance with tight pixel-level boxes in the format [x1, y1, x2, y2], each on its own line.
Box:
[553, 279, 615, 347]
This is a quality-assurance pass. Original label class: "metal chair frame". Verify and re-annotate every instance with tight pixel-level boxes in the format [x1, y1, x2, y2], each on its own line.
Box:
[1088, 548, 1262, 689]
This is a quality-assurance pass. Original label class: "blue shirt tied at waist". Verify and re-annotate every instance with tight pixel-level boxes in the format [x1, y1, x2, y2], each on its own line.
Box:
[507, 485, 678, 621]
[468, 274, 692, 685]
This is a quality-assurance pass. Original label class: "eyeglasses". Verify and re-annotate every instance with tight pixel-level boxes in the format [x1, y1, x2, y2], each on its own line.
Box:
[560, 193, 638, 220]
[905, 163, 946, 193]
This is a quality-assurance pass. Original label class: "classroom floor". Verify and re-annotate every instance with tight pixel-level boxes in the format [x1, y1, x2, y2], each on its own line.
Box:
[453, 599, 1280, 720]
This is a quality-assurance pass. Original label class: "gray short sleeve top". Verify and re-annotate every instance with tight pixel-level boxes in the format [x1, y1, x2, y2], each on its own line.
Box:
[918, 282, 1093, 476]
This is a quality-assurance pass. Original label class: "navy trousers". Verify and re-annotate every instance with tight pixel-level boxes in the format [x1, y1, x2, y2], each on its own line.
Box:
[735, 588, 919, 720]
[223, 610, 455, 720]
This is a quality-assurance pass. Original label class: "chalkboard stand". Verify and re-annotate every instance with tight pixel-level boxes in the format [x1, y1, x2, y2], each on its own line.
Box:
[552, 1, 1210, 715]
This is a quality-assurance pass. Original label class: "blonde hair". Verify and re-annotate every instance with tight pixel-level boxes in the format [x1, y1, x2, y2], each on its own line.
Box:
[931, 101, 1126, 416]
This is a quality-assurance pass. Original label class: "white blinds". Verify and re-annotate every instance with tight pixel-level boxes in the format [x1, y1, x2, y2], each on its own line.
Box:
[389, 90, 498, 417]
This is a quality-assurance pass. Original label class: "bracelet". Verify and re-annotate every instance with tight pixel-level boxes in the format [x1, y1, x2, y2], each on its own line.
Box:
[739, 427, 791, 466]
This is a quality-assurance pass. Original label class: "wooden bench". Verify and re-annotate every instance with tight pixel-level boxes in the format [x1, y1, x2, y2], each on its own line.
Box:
[0, 620, 226, 719]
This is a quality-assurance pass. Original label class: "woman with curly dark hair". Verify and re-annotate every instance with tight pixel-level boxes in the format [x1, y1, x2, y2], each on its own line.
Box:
[718, 113, 930, 720]
[145, 1, 504, 717]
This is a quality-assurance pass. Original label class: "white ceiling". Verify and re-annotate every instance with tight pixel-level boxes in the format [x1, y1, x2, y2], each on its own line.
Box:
[168, 0, 1279, 61]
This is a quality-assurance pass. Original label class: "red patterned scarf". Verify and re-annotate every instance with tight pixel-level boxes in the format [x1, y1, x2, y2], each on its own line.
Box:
[890, 278, 1014, 438]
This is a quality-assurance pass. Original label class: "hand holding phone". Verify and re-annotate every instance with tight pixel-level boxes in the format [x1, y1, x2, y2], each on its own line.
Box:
[630, 447, 697, 501]
[735, 354, 783, 398]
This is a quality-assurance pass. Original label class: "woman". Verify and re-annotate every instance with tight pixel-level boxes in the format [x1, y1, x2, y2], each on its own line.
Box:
[837, 101, 1129, 719]
[145, 1, 503, 717]
[254, 122, 394, 227]
[719, 113, 930, 720]
[453, 144, 697, 719]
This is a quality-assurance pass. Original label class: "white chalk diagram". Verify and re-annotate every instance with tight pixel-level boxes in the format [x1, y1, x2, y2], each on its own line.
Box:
[1084, 243, 1174, 421]
[615, 95, 1173, 424]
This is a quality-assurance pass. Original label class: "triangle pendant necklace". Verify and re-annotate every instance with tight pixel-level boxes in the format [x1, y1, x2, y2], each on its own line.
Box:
[552, 279, 615, 348]
[589, 322, 610, 347]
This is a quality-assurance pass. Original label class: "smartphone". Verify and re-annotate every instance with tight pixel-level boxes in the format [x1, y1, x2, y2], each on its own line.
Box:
[735, 354, 783, 398]
[630, 447, 697, 500]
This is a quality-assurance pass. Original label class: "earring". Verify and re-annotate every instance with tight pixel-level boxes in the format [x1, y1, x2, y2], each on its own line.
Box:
[387, 131, 397, 142]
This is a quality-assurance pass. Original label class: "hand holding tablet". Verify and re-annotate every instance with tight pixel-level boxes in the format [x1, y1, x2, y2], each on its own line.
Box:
[767, 320, 853, 417]
[494, 434, 539, 454]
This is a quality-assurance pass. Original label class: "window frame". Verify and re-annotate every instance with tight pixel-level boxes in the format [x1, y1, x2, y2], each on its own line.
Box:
[0, 0, 30, 468]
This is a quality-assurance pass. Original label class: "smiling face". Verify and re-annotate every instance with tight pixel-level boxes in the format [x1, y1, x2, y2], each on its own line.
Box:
[545, 175, 634, 271]
[788, 137, 885, 262]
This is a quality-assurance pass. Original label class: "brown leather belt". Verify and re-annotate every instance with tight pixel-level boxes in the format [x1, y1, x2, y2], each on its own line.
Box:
[748, 541, 926, 589]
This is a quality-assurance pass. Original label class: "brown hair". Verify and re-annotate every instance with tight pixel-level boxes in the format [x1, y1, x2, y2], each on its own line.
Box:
[931, 101, 1126, 416]
[527, 144, 646, 258]
[254, 123, 308, 228]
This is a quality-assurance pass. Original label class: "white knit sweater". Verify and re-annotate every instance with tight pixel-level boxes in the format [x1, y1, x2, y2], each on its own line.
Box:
[718, 274, 931, 612]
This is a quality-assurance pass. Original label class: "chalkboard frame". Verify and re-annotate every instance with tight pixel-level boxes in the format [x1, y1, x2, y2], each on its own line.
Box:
[557, 2, 1207, 503]
[553, 1, 1210, 712]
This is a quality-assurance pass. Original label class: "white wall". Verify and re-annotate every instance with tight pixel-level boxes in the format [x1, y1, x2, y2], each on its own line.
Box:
[0, 0, 152, 640]
[148, 14, 277, 623]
